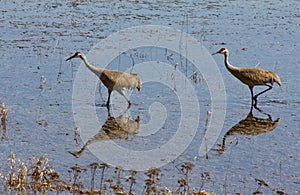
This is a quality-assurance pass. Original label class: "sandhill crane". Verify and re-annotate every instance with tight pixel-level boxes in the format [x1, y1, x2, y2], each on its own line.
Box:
[213, 48, 281, 106]
[66, 52, 142, 107]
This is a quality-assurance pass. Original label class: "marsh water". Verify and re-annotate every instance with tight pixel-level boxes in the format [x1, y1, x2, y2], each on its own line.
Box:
[0, 1, 299, 194]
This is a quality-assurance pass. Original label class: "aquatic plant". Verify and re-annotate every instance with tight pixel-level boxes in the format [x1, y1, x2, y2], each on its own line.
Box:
[143, 167, 162, 194]
[176, 162, 195, 194]
[0, 153, 218, 195]
[1, 103, 8, 141]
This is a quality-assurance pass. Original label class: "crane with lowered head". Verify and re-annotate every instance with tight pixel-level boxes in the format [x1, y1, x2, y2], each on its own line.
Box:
[66, 52, 142, 107]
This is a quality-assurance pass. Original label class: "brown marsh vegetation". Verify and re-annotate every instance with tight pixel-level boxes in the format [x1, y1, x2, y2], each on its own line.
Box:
[0, 153, 216, 195]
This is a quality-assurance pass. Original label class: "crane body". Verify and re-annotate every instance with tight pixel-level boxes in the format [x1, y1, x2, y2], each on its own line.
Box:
[66, 52, 141, 107]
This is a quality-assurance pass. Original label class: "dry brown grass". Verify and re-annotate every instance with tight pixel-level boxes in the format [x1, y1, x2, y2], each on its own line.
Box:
[0, 153, 216, 195]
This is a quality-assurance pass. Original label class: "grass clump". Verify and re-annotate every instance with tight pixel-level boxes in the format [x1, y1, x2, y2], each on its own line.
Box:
[0, 153, 216, 195]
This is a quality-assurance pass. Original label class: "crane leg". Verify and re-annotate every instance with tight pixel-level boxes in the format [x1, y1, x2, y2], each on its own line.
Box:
[249, 86, 255, 107]
[117, 89, 131, 107]
[106, 90, 112, 107]
[253, 84, 272, 101]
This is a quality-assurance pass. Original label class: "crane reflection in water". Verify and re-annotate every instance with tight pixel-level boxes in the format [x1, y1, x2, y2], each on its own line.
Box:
[214, 105, 280, 154]
[69, 106, 141, 158]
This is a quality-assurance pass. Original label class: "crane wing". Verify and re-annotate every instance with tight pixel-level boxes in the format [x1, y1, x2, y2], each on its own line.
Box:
[235, 68, 280, 86]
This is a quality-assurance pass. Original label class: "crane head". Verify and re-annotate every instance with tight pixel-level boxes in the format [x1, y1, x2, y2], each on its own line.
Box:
[212, 48, 228, 55]
[66, 52, 83, 61]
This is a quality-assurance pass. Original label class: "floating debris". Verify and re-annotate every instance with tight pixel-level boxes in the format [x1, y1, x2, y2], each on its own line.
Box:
[73, 126, 80, 145]
[39, 75, 47, 90]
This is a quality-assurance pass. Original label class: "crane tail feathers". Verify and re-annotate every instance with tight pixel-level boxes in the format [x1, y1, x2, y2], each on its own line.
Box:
[271, 72, 281, 86]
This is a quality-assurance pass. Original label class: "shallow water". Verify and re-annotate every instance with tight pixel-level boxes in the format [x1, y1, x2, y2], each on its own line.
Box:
[0, 0, 299, 194]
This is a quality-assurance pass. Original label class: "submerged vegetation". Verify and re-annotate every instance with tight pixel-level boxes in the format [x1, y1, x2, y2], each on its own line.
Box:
[0, 153, 216, 195]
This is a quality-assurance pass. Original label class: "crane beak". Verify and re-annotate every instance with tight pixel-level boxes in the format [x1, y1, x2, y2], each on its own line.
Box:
[66, 54, 76, 61]
[212, 51, 219, 55]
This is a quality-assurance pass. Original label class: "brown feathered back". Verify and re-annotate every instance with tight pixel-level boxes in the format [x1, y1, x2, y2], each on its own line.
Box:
[229, 67, 281, 87]
[99, 70, 141, 91]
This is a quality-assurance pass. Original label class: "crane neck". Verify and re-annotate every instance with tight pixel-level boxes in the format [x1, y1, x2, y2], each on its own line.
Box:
[80, 55, 104, 76]
[223, 52, 237, 72]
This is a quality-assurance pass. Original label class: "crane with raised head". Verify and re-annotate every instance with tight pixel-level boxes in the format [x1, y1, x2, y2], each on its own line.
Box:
[213, 48, 281, 106]
[66, 52, 142, 107]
